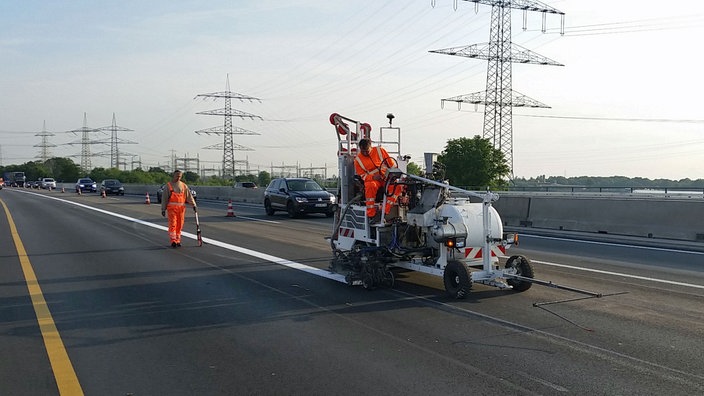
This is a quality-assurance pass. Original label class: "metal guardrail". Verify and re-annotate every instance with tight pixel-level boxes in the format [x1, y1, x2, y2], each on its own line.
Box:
[499, 186, 704, 194]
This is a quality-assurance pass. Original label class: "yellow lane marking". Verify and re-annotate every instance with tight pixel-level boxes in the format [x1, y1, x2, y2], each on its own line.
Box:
[0, 199, 84, 395]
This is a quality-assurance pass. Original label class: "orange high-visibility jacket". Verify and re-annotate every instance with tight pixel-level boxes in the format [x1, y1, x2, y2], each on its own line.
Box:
[161, 181, 196, 212]
[355, 146, 395, 181]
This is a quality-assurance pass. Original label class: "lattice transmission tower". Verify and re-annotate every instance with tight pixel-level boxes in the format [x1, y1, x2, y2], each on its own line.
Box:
[431, 0, 565, 176]
[97, 113, 136, 169]
[66, 113, 103, 173]
[34, 120, 56, 162]
[195, 75, 262, 179]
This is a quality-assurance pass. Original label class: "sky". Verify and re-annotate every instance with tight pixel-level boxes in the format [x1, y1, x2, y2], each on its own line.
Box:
[1, 0, 703, 180]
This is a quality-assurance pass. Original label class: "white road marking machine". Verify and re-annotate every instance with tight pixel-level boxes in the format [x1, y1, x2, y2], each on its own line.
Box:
[328, 113, 534, 298]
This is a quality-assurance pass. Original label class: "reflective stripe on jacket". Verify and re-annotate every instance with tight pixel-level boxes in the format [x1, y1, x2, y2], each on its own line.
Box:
[355, 146, 394, 181]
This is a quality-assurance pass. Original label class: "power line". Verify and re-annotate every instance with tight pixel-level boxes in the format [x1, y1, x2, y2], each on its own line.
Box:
[518, 114, 704, 123]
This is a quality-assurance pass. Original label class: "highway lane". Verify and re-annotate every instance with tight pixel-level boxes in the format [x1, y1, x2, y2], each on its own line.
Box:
[1, 188, 702, 395]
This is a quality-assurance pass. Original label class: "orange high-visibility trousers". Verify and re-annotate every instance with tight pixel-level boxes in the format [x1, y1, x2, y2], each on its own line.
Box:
[363, 180, 403, 217]
[167, 205, 186, 244]
[363, 179, 383, 217]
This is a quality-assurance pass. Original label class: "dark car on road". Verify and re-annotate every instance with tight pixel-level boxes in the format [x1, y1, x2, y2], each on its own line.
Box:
[264, 177, 337, 218]
[100, 179, 125, 195]
[156, 184, 197, 204]
[75, 178, 97, 193]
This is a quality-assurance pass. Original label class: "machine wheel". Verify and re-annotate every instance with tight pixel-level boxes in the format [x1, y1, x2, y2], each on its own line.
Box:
[362, 274, 375, 290]
[443, 260, 471, 299]
[382, 270, 395, 288]
[286, 201, 298, 218]
[264, 199, 275, 216]
[505, 255, 534, 292]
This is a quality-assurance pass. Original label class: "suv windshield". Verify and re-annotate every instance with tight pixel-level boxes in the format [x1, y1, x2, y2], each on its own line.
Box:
[287, 180, 323, 192]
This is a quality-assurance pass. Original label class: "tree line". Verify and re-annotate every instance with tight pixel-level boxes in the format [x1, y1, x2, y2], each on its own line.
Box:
[0, 158, 274, 187]
[4, 140, 700, 191]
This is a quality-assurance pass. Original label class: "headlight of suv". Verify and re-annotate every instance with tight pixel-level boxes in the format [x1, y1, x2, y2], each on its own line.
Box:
[329, 194, 337, 204]
[295, 197, 308, 203]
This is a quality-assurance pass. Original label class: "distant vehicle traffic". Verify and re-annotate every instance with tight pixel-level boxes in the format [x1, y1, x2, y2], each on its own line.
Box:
[100, 179, 125, 195]
[2, 171, 26, 187]
[264, 177, 336, 218]
[41, 178, 56, 189]
[156, 184, 197, 204]
[234, 181, 257, 189]
[75, 178, 97, 193]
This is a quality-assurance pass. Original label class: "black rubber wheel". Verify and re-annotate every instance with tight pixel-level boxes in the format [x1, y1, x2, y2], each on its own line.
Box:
[443, 260, 471, 299]
[382, 270, 395, 288]
[362, 274, 375, 290]
[264, 199, 275, 216]
[505, 255, 535, 292]
[286, 201, 297, 218]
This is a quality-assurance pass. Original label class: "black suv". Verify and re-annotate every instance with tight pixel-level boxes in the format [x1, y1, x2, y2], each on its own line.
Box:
[264, 177, 337, 218]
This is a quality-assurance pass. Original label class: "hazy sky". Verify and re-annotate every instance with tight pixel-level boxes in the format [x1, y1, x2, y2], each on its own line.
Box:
[1, 0, 702, 180]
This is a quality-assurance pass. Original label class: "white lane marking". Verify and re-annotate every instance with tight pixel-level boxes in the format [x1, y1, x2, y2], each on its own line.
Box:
[21, 191, 347, 283]
[523, 234, 704, 255]
[16, 190, 704, 290]
[234, 215, 280, 224]
[518, 258, 704, 290]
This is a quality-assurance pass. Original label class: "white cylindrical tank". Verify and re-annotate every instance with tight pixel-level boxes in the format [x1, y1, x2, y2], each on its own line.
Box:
[433, 200, 503, 246]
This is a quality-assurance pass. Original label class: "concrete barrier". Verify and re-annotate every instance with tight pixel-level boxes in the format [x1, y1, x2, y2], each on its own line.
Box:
[125, 184, 265, 205]
[494, 193, 704, 242]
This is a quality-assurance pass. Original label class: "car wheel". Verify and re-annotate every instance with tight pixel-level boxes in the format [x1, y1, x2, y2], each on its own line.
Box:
[286, 201, 298, 218]
[264, 199, 275, 216]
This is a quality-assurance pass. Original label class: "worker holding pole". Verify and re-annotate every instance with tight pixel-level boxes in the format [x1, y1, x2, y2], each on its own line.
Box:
[161, 170, 197, 248]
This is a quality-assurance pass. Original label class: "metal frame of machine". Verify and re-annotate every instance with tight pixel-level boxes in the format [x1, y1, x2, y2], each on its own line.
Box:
[328, 113, 535, 298]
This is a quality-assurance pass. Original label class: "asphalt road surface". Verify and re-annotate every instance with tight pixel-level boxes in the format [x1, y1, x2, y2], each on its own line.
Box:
[1, 188, 702, 395]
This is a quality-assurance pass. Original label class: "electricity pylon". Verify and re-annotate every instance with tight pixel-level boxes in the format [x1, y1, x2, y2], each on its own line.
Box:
[431, 0, 565, 176]
[195, 75, 262, 179]
[97, 113, 136, 169]
[34, 120, 56, 162]
[65, 113, 103, 173]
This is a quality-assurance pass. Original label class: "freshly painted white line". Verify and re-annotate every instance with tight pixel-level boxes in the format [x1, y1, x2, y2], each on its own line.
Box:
[24, 191, 347, 283]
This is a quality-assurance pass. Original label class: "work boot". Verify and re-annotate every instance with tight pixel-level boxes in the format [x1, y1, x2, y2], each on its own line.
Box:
[176, 243, 182, 247]
[171, 242, 177, 248]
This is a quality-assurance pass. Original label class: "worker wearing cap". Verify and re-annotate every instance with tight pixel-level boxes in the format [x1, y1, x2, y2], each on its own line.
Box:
[161, 170, 197, 247]
[354, 138, 402, 219]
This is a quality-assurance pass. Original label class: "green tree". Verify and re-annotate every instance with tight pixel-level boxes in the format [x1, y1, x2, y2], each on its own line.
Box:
[406, 162, 423, 176]
[182, 171, 199, 184]
[44, 158, 81, 182]
[257, 171, 271, 188]
[22, 161, 50, 182]
[437, 136, 510, 189]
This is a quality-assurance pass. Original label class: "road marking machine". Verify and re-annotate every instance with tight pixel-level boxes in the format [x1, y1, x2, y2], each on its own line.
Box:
[328, 113, 535, 298]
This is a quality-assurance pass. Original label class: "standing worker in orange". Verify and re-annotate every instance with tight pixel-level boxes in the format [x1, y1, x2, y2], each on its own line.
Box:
[354, 138, 401, 221]
[161, 170, 197, 248]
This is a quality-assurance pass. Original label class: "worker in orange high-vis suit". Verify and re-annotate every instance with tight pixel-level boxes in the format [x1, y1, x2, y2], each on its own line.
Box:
[161, 170, 197, 248]
[354, 138, 402, 220]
